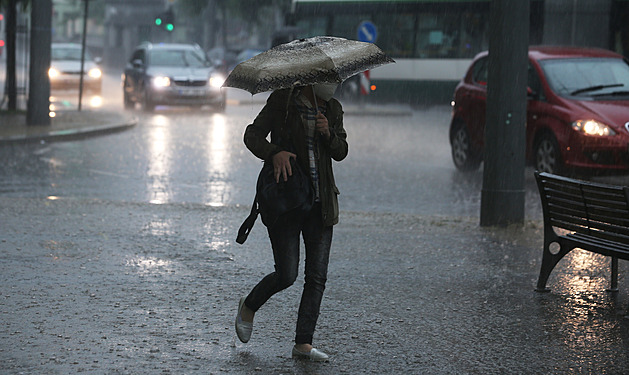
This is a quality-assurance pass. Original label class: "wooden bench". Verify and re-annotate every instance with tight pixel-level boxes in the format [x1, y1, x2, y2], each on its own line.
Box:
[534, 171, 629, 292]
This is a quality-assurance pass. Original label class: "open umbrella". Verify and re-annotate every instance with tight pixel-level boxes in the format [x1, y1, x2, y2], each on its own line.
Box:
[222, 36, 394, 96]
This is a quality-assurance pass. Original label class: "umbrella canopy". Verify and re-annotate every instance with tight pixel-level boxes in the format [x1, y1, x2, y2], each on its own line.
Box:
[223, 36, 395, 95]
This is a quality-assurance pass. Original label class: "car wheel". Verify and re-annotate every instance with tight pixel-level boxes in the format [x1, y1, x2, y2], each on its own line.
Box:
[534, 133, 562, 174]
[451, 121, 481, 171]
[142, 88, 155, 112]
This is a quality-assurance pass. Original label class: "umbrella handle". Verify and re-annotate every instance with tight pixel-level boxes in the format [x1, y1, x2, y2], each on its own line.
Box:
[311, 86, 319, 113]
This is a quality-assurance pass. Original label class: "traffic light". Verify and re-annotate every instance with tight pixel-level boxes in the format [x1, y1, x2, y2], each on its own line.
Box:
[155, 9, 175, 32]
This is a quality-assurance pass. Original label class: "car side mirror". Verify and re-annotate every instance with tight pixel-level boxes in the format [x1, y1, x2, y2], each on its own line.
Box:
[132, 59, 143, 69]
[94, 57, 102, 64]
[527, 86, 539, 100]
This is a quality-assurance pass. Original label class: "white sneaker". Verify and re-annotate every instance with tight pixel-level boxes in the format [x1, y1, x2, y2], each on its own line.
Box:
[292, 346, 330, 362]
[235, 297, 253, 343]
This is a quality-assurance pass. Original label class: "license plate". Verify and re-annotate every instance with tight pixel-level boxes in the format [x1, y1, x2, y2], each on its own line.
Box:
[179, 89, 203, 96]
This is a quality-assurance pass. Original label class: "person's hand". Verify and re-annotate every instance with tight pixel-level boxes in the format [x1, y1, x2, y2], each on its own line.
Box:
[315, 112, 330, 139]
[272, 151, 296, 183]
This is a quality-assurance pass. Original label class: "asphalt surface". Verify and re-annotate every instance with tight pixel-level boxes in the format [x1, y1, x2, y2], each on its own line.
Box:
[2, 104, 629, 374]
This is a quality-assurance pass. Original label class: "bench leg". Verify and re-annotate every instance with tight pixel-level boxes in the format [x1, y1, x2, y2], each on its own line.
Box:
[536, 250, 554, 292]
[607, 256, 619, 293]
[536, 241, 571, 292]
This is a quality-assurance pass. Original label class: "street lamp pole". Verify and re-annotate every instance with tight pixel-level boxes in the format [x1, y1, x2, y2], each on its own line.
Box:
[27, 0, 52, 126]
[6, 0, 17, 110]
[480, 0, 530, 226]
[78, 0, 89, 111]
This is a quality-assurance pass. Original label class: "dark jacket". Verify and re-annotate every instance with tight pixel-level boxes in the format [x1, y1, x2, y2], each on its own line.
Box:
[244, 88, 348, 226]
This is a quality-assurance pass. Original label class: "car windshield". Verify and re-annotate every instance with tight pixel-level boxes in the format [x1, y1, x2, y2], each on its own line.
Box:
[52, 47, 92, 61]
[149, 49, 209, 68]
[540, 57, 629, 98]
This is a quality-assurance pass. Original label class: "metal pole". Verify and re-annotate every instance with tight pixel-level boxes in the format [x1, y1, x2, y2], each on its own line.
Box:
[6, 0, 17, 110]
[27, 0, 52, 126]
[78, 0, 89, 111]
[571, 0, 578, 45]
[480, 0, 530, 226]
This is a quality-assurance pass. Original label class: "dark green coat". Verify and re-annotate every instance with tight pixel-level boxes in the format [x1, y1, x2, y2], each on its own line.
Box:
[244, 88, 348, 227]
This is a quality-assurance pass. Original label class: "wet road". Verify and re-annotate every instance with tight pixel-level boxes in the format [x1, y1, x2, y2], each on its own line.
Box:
[2, 71, 629, 220]
[0, 74, 538, 220]
[3, 72, 629, 374]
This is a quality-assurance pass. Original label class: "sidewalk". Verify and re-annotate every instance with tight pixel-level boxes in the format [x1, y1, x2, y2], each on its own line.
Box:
[0, 110, 138, 144]
[1, 196, 628, 374]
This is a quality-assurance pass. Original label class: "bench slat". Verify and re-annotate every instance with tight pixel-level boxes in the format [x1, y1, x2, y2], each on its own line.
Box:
[567, 232, 629, 258]
[588, 220, 629, 237]
[580, 226, 629, 245]
[583, 195, 628, 211]
[546, 198, 629, 226]
[548, 207, 629, 237]
[582, 184, 627, 197]
[542, 183, 628, 211]
[587, 211, 629, 228]
[546, 199, 587, 217]
[543, 185, 583, 202]
[549, 217, 589, 233]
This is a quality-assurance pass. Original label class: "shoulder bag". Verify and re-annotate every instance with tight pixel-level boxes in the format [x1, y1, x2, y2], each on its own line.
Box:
[236, 131, 314, 244]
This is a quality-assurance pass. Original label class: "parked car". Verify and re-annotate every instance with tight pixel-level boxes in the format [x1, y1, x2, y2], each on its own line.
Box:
[122, 43, 226, 112]
[449, 46, 629, 174]
[49, 43, 102, 93]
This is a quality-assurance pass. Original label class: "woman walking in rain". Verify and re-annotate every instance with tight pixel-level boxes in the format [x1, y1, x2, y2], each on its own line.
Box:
[235, 82, 348, 361]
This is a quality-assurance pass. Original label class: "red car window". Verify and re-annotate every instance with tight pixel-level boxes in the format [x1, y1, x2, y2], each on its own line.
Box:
[472, 57, 488, 86]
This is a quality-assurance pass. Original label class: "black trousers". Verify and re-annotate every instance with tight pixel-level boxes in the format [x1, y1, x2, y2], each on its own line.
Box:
[244, 203, 333, 345]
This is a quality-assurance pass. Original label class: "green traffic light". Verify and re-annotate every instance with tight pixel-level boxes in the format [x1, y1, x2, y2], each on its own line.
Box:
[166, 24, 174, 31]
[155, 18, 162, 26]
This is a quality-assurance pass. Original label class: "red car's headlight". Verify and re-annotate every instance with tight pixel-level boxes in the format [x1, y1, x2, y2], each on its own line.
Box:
[571, 119, 616, 137]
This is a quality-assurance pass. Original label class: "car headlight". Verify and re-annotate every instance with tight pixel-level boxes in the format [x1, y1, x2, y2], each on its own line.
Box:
[209, 74, 225, 88]
[152, 76, 171, 88]
[88, 68, 102, 79]
[571, 120, 616, 136]
[48, 67, 60, 79]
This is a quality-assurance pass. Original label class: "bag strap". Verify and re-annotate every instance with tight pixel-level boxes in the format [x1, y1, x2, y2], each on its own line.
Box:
[236, 193, 259, 244]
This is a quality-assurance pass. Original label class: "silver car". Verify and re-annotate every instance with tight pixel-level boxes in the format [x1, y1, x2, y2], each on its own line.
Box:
[122, 43, 226, 112]
[50, 43, 102, 93]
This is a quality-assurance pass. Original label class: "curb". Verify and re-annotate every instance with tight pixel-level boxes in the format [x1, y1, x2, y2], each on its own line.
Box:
[0, 114, 138, 144]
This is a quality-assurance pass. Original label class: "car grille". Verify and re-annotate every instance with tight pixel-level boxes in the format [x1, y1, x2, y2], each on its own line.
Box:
[173, 80, 207, 87]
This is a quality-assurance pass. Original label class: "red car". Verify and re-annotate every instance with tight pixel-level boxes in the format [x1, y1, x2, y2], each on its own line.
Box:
[449, 46, 629, 174]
